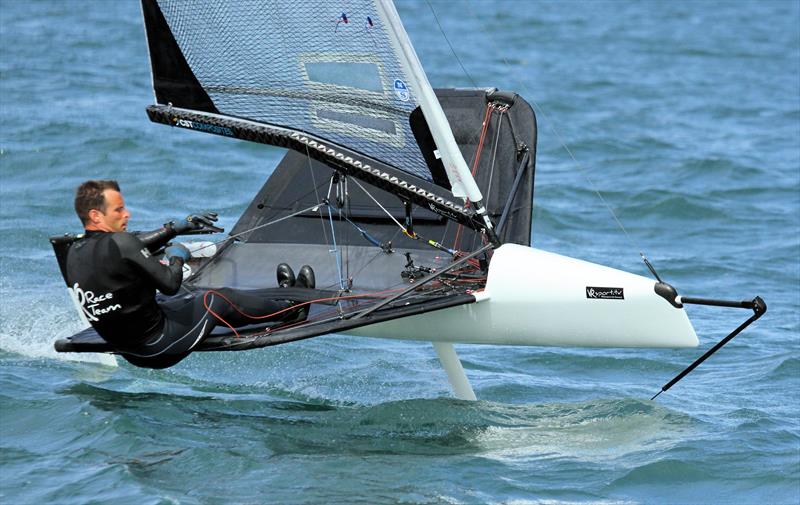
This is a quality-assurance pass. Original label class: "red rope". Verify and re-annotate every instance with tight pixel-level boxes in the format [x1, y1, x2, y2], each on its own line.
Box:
[471, 104, 495, 177]
[453, 103, 495, 251]
[201, 288, 405, 339]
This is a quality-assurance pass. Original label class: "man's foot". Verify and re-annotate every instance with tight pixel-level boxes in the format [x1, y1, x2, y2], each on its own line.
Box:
[277, 263, 295, 288]
[297, 265, 315, 289]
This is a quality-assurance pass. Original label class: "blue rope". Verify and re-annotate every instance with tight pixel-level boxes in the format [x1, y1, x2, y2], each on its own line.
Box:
[344, 216, 384, 249]
[326, 204, 346, 290]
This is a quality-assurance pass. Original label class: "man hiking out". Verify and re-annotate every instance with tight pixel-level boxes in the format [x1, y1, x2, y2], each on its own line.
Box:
[65, 179, 314, 368]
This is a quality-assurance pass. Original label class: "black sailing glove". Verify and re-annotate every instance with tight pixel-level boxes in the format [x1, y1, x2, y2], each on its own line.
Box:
[166, 211, 223, 235]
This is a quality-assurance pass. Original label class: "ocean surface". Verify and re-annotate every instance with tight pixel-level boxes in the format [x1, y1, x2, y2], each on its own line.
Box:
[1, 1, 798, 503]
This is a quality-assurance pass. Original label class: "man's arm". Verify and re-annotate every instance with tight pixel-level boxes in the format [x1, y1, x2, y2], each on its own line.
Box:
[133, 211, 222, 253]
[133, 226, 177, 253]
[112, 233, 184, 295]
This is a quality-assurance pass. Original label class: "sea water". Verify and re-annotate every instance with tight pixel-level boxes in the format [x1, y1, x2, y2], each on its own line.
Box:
[1, 1, 798, 504]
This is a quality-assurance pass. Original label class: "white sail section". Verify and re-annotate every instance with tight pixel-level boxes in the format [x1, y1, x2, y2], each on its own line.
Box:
[375, 0, 483, 202]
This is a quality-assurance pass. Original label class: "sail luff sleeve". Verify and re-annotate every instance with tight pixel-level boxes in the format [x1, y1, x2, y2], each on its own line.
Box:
[375, 0, 484, 203]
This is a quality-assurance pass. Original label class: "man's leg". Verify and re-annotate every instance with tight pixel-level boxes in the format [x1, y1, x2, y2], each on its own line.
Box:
[207, 287, 297, 326]
[119, 287, 305, 369]
[119, 291, 215, 369]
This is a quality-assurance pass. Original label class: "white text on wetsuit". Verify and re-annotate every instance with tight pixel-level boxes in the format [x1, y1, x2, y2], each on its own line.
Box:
[70, 283, 122, 322]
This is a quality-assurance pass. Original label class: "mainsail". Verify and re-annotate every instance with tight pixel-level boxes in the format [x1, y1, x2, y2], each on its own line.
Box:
[142, 0, 486, 229]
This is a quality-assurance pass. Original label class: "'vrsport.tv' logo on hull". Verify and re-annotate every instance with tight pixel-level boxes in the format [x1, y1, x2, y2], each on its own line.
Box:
[586, 286, 624, 300]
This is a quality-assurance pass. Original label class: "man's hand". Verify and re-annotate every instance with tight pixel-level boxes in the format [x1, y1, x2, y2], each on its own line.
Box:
[163, 243, 191, 263]
[167, 211, 223, 235]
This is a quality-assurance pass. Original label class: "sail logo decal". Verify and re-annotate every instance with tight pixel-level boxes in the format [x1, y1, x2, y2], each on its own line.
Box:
[586, 286, 624, 300]
[69, 283, 122, 321]
[394, 79, 409, 101]
[173, 118, 234, 137]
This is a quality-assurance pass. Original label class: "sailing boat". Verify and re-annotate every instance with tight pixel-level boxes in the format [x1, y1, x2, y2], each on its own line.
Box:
[52, 0, 764, 400]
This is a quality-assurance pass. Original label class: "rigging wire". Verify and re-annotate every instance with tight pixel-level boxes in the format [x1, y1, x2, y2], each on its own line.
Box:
[325, 203, 346, 291]
[451, 102, 495, 251]
[435, 1, 656, 273]
[349, 177, 458, 256]
[308, 153, 328, 232]
[306, 144, 339, 280]
[425, 0, 479, 89]
[484, 106, 507, 205]
[343, 216, 391, 251]
[471, 105, 506, 252]
[350, 177, 408, 233]
[342, 175, 351, 289]
[179, 202, 326, 257]
[323, 176, 349, 291]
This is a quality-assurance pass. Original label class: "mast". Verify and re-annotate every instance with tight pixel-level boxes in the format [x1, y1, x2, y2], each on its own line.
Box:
[375, 0, 499, 243]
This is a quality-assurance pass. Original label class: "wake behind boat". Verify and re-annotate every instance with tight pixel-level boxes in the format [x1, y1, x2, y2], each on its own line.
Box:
[53, 0, 764, 400]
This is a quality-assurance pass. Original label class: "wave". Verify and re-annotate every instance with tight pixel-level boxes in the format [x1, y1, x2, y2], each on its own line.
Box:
[0, 291, 117, 367]
[609, 458, 712, 486]
[51, 379, 697, 461]
[765, 356, 800, 382]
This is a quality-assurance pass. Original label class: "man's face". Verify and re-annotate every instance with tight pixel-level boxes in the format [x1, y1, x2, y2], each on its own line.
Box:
[89, 190, 130, 232]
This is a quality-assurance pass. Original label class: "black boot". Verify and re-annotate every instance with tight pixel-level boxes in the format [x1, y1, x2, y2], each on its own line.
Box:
[277, 263, 295, 288]
[297, 265, 315, 289]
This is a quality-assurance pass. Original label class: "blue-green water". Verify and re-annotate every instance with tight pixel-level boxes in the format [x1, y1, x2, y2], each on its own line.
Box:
[1, 1, 799, 503]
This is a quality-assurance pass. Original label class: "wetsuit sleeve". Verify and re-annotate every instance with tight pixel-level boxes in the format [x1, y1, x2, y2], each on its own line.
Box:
[132, 226, 178, 253]
[112, 233, 184, 295]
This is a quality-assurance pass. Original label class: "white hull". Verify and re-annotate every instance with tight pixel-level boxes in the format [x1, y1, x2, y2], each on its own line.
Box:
[347, 244, 698, 348]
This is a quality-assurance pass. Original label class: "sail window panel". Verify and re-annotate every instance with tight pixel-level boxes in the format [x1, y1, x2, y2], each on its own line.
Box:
[316, 109, 396, 135]
[305, 62, 383, 93]
[312, 103, 404, 147]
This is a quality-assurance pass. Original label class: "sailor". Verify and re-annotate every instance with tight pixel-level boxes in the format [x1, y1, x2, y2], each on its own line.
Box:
[65, 179, 314, 369]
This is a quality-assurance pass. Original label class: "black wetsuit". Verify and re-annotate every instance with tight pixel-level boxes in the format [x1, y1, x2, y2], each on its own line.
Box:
[65, 230, 295, 368]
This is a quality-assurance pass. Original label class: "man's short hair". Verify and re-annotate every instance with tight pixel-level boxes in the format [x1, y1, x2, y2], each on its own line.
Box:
[74, 180, 120, 226]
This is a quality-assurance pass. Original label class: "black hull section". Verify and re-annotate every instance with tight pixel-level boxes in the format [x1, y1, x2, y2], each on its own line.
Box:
[54, 293, 476, 354]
